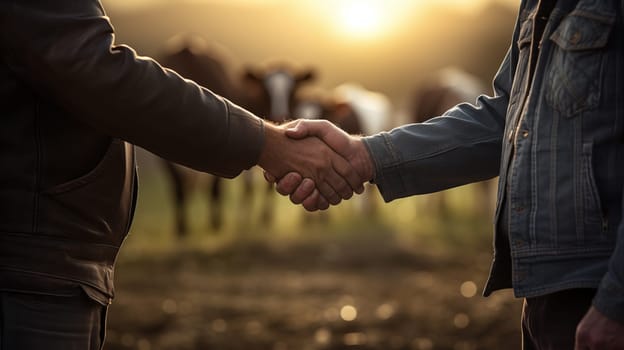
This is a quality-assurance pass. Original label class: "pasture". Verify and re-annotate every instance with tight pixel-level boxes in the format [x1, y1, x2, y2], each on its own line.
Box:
[105, 151, 522, 350]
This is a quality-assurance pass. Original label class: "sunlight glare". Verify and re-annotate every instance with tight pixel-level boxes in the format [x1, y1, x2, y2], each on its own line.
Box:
[375, 302, 396, 320]
[460, 281, 478, 298]
[340, 305, 358, 321]
[331, 0, 416, 39]
[211, 318, 228, 333]
[339, 0, 382, 37]
[343, 332, 367, 346]
[453, 313, 470, 329]
[314, 327, 332, 345]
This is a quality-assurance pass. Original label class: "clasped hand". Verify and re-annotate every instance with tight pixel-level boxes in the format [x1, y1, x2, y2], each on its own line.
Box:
[258, 119, 374, 211]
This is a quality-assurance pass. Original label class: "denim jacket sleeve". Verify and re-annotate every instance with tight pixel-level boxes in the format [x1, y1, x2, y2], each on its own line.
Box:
[590, 2, 624, 324]
[362, 50, 512, 202]
[593, 203, 624, 323]
[0, 0, 264, 178]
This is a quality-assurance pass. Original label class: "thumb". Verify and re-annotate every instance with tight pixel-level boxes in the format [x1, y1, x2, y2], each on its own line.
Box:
[263, 170, 277, 183]
[284, 119, 309, 139]
[285, 119, 337, 141]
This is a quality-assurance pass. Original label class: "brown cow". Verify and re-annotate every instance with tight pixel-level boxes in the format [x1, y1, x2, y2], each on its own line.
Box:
[159, 47, 326, 233]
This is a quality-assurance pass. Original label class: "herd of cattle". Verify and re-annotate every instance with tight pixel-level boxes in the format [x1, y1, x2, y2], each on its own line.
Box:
[153, 35, 494, 236]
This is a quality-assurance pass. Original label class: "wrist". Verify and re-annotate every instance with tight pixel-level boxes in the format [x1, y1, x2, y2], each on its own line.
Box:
[258, 122, 284, 172]
[350, 137, 375, 182]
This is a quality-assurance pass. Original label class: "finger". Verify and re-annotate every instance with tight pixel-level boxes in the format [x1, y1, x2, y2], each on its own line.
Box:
[323, 166, 354, 200]
[574, 330, 589, 350]
[302, 189, 321, 211]
[263, 171, 277, 183]
[275, 172, 304, 196]
[285, 119, 332, 140]
[284, 119, 308, 139]
[330, 153, 365, 195]
[317, 181, 341, 205]
[316, 195, 330, 210]
[281, 119, 302, 129]
[302, 190, 329, 211]
[289, 178, 316, 204]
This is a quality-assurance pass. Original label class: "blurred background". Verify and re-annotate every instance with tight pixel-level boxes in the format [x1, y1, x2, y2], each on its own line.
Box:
[104, 1, 523, 349]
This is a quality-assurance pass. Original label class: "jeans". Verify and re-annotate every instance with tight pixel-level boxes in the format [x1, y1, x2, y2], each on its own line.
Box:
[0, 289, 107, 350]
[522, 288, 596, 350]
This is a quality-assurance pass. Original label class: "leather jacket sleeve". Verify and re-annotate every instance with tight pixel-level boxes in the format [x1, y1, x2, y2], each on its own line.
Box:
[0, 0, 264, 178]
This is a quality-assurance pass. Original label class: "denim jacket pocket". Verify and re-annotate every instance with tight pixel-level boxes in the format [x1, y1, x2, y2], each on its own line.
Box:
[545, 10, 615, 117]
[580, 142, 608, 240]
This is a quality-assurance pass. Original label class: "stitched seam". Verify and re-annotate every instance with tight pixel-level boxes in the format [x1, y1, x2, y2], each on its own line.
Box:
[0, 268, 112, 298]
[388, 135, 502, 168]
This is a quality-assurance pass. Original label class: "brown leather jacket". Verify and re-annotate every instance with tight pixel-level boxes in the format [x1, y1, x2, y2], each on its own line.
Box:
[0, 0, 264, 302]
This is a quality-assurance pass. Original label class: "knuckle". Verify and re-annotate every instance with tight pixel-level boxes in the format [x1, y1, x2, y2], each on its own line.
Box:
[276, 186, 289, 196]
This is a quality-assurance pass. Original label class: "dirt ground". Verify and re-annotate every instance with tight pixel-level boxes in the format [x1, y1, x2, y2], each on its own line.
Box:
[104, 225, 522, 350]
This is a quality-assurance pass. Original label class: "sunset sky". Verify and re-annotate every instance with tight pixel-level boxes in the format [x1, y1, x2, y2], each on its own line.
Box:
[103, 0, 519, 119]
[104, 0, 518, 39]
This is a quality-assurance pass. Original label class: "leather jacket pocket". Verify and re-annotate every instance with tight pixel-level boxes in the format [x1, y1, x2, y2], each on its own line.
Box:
[39, 139, 136, 246]
[545, 10, 614, 117]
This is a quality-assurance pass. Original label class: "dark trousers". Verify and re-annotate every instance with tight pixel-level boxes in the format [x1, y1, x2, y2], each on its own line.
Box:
[0, 290, 107, 350]
[522, 288, 596, 350]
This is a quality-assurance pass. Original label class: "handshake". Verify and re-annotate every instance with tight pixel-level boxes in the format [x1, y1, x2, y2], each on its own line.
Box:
[258, 119, 375, 211]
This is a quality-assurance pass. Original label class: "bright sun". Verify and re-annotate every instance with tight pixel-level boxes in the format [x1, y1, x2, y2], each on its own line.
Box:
[339, 1, 384, 37]
[333, 0, 416, 39]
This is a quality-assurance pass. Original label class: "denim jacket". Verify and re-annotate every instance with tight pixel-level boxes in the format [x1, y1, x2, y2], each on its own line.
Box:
[363, 0, 624, 322]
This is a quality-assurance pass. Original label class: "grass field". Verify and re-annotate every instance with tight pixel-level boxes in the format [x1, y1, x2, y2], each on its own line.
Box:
[105, 159, 522, 350]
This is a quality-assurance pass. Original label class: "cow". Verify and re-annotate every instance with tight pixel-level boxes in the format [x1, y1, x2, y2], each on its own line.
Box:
[239, 63, 318, 223]
[158, 37, 392, 234]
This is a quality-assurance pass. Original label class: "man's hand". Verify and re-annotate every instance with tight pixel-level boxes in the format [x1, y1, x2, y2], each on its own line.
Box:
[575, 306, 624, 350]
[265, 119, 375, 210]
[258, 122, 364, 209]
[265, 172, 332, 211]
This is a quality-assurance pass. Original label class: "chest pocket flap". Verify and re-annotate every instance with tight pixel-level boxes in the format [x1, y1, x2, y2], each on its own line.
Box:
[545, 8, 615, 116]
[550, 10, 614, 51]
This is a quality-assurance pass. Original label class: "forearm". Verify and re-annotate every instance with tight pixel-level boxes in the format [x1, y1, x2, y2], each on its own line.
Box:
[1, 0, 263, 178]
[362, 51, 513, 202]
[363, 97, 506, 201]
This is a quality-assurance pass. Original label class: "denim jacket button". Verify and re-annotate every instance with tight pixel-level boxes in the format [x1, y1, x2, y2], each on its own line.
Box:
[570, 31, 582, 44]
[521, 130, 529, 138]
